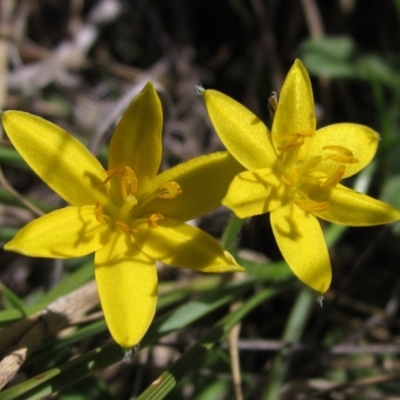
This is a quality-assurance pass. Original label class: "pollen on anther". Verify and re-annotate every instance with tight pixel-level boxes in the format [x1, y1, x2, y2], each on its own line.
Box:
[320, 165, 346, 190]
[322, 146, 359, 164]
[98, 165, 138, 199]
[157, 182, 182, 199]
[99, 165, 125, 187]
[116, 221, 137, 235]
[276, 132, 314, 152]
[148, 212, 164, 228]
[94, 203, 105, 224]
[121, 166, 138, 198]
[293, 198, 330, 212]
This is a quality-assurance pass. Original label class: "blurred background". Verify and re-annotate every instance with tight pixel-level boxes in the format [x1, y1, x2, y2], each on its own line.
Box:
[2, 0, 400, 399]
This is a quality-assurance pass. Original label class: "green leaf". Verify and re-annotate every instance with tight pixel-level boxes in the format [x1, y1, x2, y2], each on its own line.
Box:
[1, 286, 25, 310]
[357, 55, 400, 87]
[57, 376, 114, 400]
[299, 36, 357, 78]
[380, 176, 400, 235]
[381, 176, 400, 210]
[0, 146, 29, 169]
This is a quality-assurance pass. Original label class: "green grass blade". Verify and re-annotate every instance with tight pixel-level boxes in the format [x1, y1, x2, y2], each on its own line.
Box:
[137, 286, 279, 400]
[261, 287, 315, 400]
[0, 276, 256, 399]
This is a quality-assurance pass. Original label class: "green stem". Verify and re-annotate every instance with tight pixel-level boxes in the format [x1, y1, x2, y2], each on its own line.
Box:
[221, 213, 246, 254]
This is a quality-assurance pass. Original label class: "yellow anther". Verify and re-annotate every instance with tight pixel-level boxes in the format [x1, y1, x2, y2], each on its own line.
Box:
[99, 165, 125, 186]
[279, 132, 315, 140]
[94, 202, 105, 223]
[323, 145, 353, 156]
[322, 146, 358, 164]
[116, 221, 137, 235]
[157, 182, 182, 199]
[148, 212, 164, 228]
[289, 131, 315, 138]
[320, 165, 346, 190]
[120, 166, 138, 198]
[328, 154, 358, 163]
[276, 132, 314, 152]
[293, 198, 330, 212]
[277, 135, 305, 152]
[277, 142, 305, 152]
[99, 165, 138, 199]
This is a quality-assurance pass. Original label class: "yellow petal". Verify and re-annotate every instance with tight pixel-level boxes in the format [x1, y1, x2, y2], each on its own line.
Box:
[2, 111, 107, 206]
[302, 123, 379, 178]
[272, 59, 316, 149]
[270, 203, 331, 293]
[315, 184, 400, 225]
[4, 206, 111, 258]
[133, 217, 244, 273]
[108, 83, 162, 194]
[144, 151, 244, 221]
[95, 232, 157, 348]
[203, 90, 276, 170]
[223, 168, 283, 219]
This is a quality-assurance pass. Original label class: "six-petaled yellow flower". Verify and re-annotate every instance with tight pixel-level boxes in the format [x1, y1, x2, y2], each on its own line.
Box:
[203, 59, 400, 294]
[2, 83, 244, 348]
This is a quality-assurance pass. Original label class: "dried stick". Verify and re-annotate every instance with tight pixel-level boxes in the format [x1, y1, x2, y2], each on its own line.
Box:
[0, 280, 100, 390]
[228, 273, 244, 400]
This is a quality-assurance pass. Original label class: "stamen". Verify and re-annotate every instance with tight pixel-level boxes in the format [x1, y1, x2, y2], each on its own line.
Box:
[120, 166, 138, 198]
[99, 165, 125, 186]
[148, 212, 164, 228]
[322, 146, 358, 164]
[323, 145, 353, 156]
[276, 132, 314, 152]
[116, 221, 137, 235]
[94, 202, 105, 224]
[320, 165, 346, 190]
[282, 168, 299, 187]
[158, 182, 182, 199]
[327, 154, 358, 163]
[99, 165, 138, 199]
[293, 198, 329, 212]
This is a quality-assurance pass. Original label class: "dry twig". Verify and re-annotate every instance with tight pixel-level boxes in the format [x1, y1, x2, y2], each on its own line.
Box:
[0, 280, 100, 389]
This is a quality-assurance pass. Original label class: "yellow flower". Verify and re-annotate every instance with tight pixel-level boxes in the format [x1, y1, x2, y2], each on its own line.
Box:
[2, 83, 244, 348]
[203, 59, 400, 294]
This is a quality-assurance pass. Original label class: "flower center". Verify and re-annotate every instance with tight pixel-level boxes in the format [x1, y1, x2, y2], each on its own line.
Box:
[94, 164, 182, 233]
[279, 138, 359, 213]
